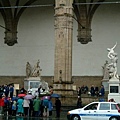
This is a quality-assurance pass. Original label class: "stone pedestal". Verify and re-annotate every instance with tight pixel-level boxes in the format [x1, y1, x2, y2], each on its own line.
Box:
[24, 77, 41, 95]
[53, 83, 74, 96]
[102, 79, 109, 91]
[108, 77, 120, 102]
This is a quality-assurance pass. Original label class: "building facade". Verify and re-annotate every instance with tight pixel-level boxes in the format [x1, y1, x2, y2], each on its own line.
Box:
[0, 0, 120, 92]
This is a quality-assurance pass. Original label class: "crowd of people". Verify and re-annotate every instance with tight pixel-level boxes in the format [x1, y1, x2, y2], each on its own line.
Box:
[77, 85, 105, 98]
[76, 85, 105, 108]
[0, 84, 61, 118]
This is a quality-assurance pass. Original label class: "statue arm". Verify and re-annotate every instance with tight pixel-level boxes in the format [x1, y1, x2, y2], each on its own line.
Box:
[112, 42, 117, 50]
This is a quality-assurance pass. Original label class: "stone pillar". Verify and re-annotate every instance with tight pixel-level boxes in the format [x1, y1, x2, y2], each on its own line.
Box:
[53, 0, 74, 95]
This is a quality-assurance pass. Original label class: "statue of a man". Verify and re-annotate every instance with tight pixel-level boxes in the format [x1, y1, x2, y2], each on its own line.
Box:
[26, 62, 31, 78]
[32, 60, 41, 77]
[102, 60, 109, 80]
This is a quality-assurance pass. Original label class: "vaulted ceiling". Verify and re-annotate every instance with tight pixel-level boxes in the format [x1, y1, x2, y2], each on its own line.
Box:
[0, 0, 118, 45]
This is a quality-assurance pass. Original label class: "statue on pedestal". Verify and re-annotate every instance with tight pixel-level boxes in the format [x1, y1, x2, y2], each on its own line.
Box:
[25, 60, 42, 78]
[107, 42, 119, 79]
[32, 60, 42, 77]
[25, 60, 49, 95]
[102, 60, 109, 80]
[26, 62, 31, 78]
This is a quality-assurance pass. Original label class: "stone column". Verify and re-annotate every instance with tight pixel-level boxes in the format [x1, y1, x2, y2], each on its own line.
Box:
[54, 0, 74, 95]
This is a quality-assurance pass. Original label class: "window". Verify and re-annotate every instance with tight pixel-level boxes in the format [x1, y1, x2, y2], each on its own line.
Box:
[110, 86, 118, 93]
[111, 104, 117, 110]
[30, 82, 40, 88]
[84, 103, 98, 110]
[99, 103, 110, 110]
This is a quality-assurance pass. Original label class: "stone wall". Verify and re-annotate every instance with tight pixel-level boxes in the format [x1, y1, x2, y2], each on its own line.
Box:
[0, 76, 105, 105]
[72, 76, 103, 90]
[0, 76, 102, 90]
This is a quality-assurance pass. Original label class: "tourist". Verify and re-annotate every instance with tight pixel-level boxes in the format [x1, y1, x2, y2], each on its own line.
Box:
[7, 97, 13, 116]
[29, 99, 33, 117]
[99, 85, 105, 96]
[77, 87, 81, 98]
[33, 97, 41, 117]
[4, 84, 9, 97]
[23, 98, 30, 116]
[12, 100, 17, 116]
[9, 85, 14, 98]
[0, 95, 5, 115]
[28, 86, 32, 94]
[40, 98, 44, 117]
[55, 97, 61, 118]
[90, 85, 95, 96]
[43, 97, 49, 117]
[95, 86, 99, 96]
[17, 97, 24, 116]
[49, 86, 53, 95]
[77, 97, 82, 108]
[48, 98, 53, 116]
[20, 86, 26, 94]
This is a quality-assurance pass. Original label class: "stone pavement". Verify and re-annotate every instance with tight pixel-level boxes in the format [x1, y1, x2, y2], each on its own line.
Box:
[0, 110, 68, 120]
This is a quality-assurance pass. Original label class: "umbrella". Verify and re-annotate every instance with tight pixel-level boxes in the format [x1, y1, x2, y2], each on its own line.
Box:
[24, 94, 34, 99]
[51, 93, 60, 98]
[42, 96, 50, 100]
[18, 93, 26, 97]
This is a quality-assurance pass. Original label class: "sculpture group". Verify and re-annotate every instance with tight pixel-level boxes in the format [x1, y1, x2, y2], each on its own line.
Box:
[107, 42, 119, 79]
[26, 60, 42, 78]
[25, 60, 49, 93]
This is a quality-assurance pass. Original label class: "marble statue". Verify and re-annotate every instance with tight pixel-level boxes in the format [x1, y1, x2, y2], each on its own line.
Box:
[107, 42, 117, 60]
[26, 62, 31, 78]
[102, 60, 109, 80]
[107, 42, 119, 79]
[32, 60, 41, 77]
[39, 80, 49, 93]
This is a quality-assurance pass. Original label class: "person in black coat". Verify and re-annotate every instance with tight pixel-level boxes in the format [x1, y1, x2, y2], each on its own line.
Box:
[77, 97, 82, 108]
[55, 97, 61, 118]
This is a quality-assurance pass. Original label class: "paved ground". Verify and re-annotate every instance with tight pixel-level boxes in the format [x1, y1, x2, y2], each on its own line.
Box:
[0, 111, 68, 120]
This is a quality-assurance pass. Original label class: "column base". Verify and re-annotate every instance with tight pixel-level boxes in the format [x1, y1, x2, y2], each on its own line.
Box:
[53, 83, 74, 95]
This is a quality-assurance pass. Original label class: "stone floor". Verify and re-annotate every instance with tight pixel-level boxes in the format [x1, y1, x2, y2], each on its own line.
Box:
[0, 110, 68, 120]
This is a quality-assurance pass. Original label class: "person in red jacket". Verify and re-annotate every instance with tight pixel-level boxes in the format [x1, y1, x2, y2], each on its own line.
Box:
[0, 95, 5, 115]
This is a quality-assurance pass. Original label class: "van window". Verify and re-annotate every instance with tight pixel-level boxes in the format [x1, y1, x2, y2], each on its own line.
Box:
[111, 104, 117, 110]
[99, 103, 110, 110]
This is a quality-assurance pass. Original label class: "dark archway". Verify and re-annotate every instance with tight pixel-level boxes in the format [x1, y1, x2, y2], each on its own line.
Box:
[73, 0, 105, 44]
[0, 0, 38, 46]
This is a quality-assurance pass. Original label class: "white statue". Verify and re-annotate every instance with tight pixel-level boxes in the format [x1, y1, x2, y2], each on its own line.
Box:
[107, 42, 117, 60]
[107, 42, 119, 79]
[26, 62, 31, 78]
[32, 60, 42, 77]
[39, 80, 49, 93]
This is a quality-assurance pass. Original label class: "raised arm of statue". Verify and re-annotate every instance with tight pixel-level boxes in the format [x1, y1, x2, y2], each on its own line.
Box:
[107, 42, 117, 60]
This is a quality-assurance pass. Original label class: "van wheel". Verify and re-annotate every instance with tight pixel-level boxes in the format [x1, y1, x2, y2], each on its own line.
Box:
[71, 115, 81, 120]
[109, 116, 118, 120]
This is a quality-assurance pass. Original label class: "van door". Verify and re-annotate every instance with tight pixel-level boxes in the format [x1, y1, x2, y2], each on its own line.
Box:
[82, 103, 98, 120]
